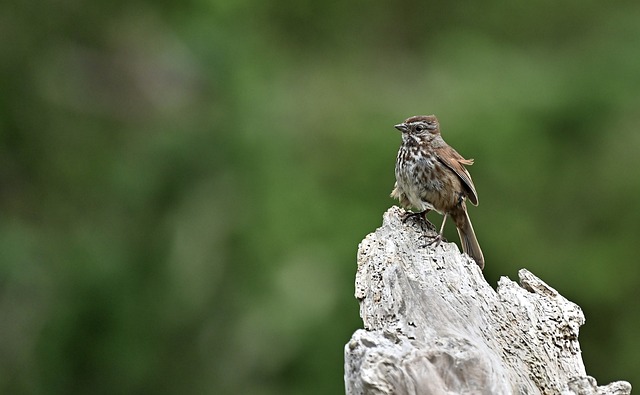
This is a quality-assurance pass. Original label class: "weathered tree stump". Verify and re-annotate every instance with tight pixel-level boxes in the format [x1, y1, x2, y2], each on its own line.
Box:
[344, 206, 631, 395]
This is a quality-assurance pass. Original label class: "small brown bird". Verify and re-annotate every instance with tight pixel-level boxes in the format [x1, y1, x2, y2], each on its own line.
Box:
[391, 115, 484, 269]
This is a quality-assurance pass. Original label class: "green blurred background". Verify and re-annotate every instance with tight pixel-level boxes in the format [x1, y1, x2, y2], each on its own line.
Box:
[1, 0, 639, 394]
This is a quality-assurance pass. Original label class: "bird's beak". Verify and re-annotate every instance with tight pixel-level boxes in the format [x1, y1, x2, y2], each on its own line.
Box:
[394, 123, 409, 133]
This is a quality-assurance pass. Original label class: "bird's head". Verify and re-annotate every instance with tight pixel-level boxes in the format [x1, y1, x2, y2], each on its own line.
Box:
[394, 115, 440, 137]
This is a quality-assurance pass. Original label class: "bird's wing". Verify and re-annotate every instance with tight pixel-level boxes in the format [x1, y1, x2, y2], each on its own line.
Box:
[434, 146, 479, 205]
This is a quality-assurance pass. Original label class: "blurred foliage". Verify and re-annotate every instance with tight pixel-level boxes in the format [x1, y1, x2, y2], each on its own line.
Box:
[1, 0, 639, 394]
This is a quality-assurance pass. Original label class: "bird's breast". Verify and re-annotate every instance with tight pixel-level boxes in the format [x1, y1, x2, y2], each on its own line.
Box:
[395, 146, 464, 213]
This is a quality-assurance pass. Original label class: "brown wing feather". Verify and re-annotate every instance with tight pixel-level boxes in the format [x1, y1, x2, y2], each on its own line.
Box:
[434, 146, 479, 205]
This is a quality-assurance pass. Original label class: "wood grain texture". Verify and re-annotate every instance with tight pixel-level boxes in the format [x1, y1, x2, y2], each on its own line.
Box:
[344, 206, 631, 395]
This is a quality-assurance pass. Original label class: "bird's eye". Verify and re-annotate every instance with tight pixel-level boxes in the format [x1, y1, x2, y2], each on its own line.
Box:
[415, 124, 424, 132]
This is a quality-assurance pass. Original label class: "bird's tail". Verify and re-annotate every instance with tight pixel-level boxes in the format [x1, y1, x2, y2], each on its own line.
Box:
[453, 207, 484, 269]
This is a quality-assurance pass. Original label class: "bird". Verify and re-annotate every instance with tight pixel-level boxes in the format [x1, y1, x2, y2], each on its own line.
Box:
[391, 115, 484, 269]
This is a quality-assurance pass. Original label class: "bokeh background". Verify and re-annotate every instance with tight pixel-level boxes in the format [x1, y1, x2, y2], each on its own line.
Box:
[2, 0, 639, 394]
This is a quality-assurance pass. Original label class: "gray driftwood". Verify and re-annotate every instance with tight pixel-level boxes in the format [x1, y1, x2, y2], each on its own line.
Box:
[344, 206, 631, 395]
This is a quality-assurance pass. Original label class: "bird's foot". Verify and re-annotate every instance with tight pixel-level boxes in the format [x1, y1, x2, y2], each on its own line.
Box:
[402, 210, 429, 224]
[421, 233, 446, 249]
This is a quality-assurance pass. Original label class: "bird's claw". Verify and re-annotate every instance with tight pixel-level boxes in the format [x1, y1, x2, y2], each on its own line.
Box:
[402, 210, 428, 224]
[421, 233, 445, 249]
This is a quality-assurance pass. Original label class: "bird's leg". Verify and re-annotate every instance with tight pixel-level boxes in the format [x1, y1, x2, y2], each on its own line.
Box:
[427, 214, 448, 247]
[402, 209, 429, 223]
